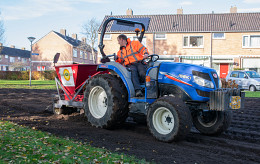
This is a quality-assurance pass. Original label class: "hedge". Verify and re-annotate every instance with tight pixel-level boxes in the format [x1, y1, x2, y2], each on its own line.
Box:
[0, 71, 57, 80]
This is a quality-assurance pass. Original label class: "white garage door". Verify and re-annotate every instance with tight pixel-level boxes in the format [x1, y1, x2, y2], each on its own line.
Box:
[243, 58, 260, 68]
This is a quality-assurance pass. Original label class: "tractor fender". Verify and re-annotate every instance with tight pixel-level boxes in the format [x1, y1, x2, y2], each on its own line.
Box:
[97, 62, 135, 98]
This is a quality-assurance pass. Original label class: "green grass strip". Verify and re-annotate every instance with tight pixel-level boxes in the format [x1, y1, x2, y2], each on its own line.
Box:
[243, 91, 260, 97]
[0, 121, 147, 164]
[0, 80, 56, 90]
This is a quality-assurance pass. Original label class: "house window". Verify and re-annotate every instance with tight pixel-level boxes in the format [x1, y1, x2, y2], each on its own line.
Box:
[5, 55, 8, 58]
[85, 52, 88, 60]
[10, 57, 15, 63]
[80, 51, 84, 58]
[243, 35, 260, 48]
[90, 53, 93, 60]
[183, 36, 203, 48]
[73, 49, 78, 57]
[37, 66, 46, 71]
[104, 34, 112, 40]
[22, 58, 27, 63]
[155, 33, 166, 40]
[213, 33, 225, 39]
[128, 36, 147, 46]
[18, 57, 21, 60]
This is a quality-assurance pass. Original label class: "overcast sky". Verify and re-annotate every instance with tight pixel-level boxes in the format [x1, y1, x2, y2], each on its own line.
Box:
[0, 0, 260, 50]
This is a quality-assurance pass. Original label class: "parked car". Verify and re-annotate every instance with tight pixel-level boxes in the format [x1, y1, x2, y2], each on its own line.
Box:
[226, 70, 260, 91]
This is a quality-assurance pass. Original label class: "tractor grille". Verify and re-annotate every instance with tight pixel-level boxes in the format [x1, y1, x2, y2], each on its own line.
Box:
[211, 71, 219, 88]
[196, 89, 210, 97]
[192, 70, 211, 81]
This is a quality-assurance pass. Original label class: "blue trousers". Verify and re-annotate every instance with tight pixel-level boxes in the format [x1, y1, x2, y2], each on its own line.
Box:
[126, 62, 146, 90]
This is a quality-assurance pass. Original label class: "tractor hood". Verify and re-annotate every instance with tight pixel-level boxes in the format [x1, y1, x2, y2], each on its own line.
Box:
[157, 62, 219, 101]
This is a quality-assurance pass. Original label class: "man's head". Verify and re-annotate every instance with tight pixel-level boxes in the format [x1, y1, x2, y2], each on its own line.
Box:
[117, 34, 128, 47]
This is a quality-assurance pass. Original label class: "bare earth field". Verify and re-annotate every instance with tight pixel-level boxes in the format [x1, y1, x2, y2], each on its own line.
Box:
[0, 88, 259, 164]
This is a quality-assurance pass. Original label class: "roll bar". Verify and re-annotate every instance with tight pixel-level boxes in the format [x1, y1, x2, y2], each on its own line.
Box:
[98, 17, 146, 58]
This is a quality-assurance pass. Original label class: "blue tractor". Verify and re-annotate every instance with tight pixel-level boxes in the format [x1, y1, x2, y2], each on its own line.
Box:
[83, 17, 245, 142]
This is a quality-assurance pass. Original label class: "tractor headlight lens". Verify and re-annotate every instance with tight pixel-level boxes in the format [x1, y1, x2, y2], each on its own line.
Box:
[193, 75, 214, 88]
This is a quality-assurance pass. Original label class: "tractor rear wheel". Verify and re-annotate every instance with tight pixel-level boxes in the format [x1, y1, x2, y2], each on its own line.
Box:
[147, 96, 192, 142]
[192, 110, 232, 135]
[84, 74, 128, 129]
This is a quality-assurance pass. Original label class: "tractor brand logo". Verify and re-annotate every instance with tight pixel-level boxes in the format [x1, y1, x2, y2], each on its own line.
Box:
[100, 65, 108, 68]
[63, 69, 72, 81]
[179, 74, 191, 80]
[213, 73, 218, 79]
[160, 72, 192, 86]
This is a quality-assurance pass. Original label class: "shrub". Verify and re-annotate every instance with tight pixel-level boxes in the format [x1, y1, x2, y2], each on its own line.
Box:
[21, 71, 29, 80]
[221, 78, 239, 88]
[0, 71, 57, 80]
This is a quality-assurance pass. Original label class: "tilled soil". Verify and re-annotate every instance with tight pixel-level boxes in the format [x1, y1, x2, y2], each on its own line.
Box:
[0, 88, 259, 164]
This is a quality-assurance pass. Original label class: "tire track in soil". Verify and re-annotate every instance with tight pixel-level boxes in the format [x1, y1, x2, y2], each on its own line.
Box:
[0, 89, 260, 164]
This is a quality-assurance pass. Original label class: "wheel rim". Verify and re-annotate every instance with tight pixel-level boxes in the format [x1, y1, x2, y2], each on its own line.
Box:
[197, 111, 218, 127]
[88, 86, 108, 119]
[152, 107, 174, 135]
[249, 86, 255, 91]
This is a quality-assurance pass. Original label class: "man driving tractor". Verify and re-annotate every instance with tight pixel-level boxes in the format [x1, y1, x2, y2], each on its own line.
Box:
[116, 34, 149, 97]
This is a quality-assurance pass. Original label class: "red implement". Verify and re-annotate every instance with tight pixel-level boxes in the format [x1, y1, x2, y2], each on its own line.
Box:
[55, 64, 100, 101]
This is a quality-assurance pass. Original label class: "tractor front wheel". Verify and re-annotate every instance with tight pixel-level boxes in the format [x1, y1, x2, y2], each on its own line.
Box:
[147, 96, 192, 142]
[192, 110, 232, 135]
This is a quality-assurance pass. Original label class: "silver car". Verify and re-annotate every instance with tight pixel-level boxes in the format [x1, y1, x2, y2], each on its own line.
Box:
[226, 70, 260, 91]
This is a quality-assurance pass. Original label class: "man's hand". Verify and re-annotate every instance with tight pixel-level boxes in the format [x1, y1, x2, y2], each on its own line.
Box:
[143, 53, 149, 59]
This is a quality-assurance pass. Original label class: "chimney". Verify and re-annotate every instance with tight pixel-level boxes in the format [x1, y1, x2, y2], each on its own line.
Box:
[82, 37, 86, 43]
[72, 33, 78, 40]
[230, 6, 237, 13]
[10, 45, 15, 48]
[21, 47, 26, 50]
[177, 8, 183, 14]
[126, 8, 133, 15]
[60, 29, 66, 36]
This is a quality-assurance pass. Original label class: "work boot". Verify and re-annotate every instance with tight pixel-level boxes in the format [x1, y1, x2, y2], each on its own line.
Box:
[135, 89, 143, 97]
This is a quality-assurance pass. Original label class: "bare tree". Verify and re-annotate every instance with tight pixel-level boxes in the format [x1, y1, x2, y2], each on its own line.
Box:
[0, 11, 5, 52]
[10, 61, 27, 71]
[82, 18, 100, 64]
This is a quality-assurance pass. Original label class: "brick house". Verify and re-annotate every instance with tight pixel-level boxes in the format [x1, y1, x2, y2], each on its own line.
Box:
[32, 29, 97, 71]
[0, 43, 30, 71]
[98, 7, 260, 78]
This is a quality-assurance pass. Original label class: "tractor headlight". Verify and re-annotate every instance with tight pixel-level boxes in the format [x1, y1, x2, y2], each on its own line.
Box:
[193, 75, 214, 88]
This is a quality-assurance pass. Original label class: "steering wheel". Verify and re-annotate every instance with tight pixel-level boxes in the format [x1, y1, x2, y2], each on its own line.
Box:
[100, 53, 116, 63]
[141, 54, 159, 66]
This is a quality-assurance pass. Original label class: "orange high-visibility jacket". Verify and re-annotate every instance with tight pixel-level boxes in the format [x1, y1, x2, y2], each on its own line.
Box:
[116, 38, 149, 66]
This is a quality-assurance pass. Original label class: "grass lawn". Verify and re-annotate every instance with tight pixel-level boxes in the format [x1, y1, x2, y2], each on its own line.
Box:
[243, 91, 260, 97]
[0, 121, 147, 163]
[0, 80, 56, 90]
